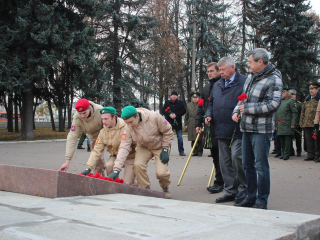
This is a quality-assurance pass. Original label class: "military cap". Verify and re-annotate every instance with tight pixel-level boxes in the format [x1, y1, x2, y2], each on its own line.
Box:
[288, 89, 297, 95]
[121, 106, 137, 120]
[100, 106, 117, 115]
[308, 80, 320, 89]
[171, 91, 178, 96]
[191, 92, 200, 98]
[75, 99, 90, 112]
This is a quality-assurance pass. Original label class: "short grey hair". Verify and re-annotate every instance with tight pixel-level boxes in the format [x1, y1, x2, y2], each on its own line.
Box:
[247, 48, 269, 64]
[218, 57, 235, 68]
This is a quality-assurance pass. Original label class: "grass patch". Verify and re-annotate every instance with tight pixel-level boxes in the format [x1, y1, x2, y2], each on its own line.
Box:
[0, 127, 71, 141]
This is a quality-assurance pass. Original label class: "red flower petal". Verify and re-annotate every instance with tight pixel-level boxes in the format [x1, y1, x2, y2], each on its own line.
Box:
[280, 118, 283, 121]
[198, 99, 204, 106]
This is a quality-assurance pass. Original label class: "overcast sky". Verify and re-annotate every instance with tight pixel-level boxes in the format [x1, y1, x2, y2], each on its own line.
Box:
[309, 0, 320, 15]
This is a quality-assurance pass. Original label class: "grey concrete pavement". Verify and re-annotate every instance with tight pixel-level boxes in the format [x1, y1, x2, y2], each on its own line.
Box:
[1, 191, 320, 240]
[0, 136, 320, 215]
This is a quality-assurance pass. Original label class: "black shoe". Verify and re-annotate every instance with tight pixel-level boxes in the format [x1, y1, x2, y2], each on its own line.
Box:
[314, 156, 319, 161]
[208, 154, 212, 157]
[234, 199, 255, 208]
[304, 157, 314, 161]
[315, 158, 320, 163]
[179, 152, 186, 156]
[198, 153, 203, 157]
[207, 184, 223, 193]
[215, 193, 236, 203]
[77, 146, 85, 149]
[297, 152, 301, 157]
[279, 156, 283, 159]
[283, 156, 289, 160]
[271, 150, 276, 154]
[192, 152, 198, 156]
[253, 202, 267, 210]
[274, 154, 281, 157]
[234, 191, 246, 204]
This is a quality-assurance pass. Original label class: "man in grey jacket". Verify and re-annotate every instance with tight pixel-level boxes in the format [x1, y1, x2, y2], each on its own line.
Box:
[232, 48, 283, 210]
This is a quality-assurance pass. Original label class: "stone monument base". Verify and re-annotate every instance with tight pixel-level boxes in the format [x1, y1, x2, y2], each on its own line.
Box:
[0, 164, 165, 198]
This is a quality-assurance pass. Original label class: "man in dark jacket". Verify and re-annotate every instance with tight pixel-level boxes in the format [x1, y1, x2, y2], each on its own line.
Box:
[195, 62, 224, 193]
[163, 91, 187, 156]
[206, 57, 247, 204]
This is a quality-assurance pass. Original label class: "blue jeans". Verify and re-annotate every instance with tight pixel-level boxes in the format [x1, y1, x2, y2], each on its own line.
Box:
[176, 129, 184, 154]
[242, 132, 272, 206]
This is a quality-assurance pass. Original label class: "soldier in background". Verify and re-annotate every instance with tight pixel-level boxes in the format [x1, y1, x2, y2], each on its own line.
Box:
[274, 89, 298, 160]
[185, 92, 203, 156]
[300, 81, 320, 161]
[289, 89, 302, 157]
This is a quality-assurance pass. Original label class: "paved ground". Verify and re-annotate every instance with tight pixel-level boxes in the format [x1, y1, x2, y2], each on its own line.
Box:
[1, 191, 320, 240]
[1, 136, 320, 215]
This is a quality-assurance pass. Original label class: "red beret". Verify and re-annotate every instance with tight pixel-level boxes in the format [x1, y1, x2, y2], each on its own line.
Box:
[75, 99, 90, 112]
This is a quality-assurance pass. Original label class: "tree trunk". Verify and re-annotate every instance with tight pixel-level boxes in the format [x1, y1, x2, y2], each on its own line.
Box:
[33, 97, 38, 130]
[14, 94, 19, 133]
[113, 7, 122, 114]
[47, 98, 56, 131]
[7, 93, 13, 132]
[59, 105, 64, 132]
[20, 84, 35, 140]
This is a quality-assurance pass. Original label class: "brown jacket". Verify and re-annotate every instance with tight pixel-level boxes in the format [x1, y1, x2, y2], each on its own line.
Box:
[65, 101, 103, 160]
[86, 118, 136, 169]
[300, 98, 319, 128]
[114, 108, 174, 171]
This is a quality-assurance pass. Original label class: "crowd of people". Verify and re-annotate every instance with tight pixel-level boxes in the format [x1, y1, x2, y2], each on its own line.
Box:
[59, 47, 319, 210]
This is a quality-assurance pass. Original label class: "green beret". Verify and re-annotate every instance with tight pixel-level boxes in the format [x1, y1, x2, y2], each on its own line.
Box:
[100, 106, 117, 115]
[121, 106, 137, 119]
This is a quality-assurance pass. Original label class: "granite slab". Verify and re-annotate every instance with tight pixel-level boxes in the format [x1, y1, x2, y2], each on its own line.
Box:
[0, 164, 165, 199]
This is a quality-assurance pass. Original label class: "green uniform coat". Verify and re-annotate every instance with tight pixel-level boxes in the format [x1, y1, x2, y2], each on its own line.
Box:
[275, 99, 298, 135]
[185, 102, 199, 141]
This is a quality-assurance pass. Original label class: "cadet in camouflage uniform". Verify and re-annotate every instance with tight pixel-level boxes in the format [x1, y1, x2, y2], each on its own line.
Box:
[60, 99, 104, 173]
[300, 81, 320, 161]
[107, 106, 174, 198]
[185, 92, 203, 156]
[274, 89, 298, 160]
[289, 89, 303, 157]
[80, 107, 136, 184]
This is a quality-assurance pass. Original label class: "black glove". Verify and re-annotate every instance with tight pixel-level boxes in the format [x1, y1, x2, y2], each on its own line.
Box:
[81, 168, 91, 175]
[108, 170, 120, 180]
[160, 148, 170, 164]
[314, 124, 319, 131]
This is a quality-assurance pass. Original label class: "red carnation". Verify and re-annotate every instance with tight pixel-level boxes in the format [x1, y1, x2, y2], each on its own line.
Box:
[165, 109, 168, 112]
[276, 120, 279, 124]
[237, 93, 248, 102]
[208, 97, 210, 101]
[280, 118, 283, 121]
[198, 99, 204, 106]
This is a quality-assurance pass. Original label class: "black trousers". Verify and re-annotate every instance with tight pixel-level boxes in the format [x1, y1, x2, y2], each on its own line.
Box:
[191, 140, 203, 154]
[211, 137, 224, 186]
[304, 128, 318, 158]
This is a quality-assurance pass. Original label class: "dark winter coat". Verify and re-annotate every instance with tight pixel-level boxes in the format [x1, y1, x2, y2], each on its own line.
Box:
[274, 99, 298, 135]
[162, 99, 186, 130]
[195, 77, 220, 137]
[206, 70, 247, 140]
